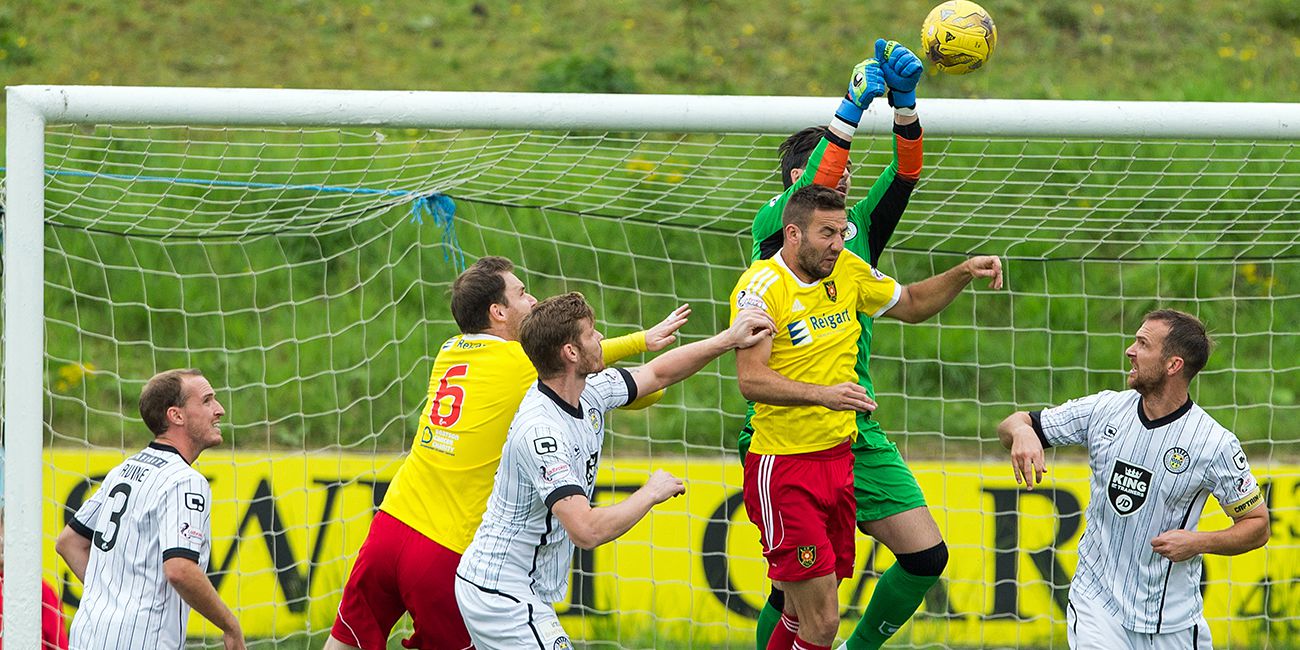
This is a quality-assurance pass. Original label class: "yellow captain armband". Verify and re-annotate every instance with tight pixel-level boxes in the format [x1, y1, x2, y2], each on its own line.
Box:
[1222, 486, 1264, 518]
[601, 331, 648, 364]
[621, 387, 665, 410]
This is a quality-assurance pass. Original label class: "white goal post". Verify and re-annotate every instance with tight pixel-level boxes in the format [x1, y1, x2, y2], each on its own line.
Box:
[5, 86, 1299, 648]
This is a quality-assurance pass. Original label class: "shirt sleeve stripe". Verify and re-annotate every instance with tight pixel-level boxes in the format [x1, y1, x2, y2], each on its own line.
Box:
[69, 517, 95, 540]
[869, 281, 904, 318]
[614, 367, 638, 407]
[162, 548, 201, 562]
[544, 484, 586, 510]
[1029, 410, 1052, 449]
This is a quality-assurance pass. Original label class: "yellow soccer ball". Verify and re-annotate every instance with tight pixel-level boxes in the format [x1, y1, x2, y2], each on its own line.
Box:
[921, 0, 997, 75]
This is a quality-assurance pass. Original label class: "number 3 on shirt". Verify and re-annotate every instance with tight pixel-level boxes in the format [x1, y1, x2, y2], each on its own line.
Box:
[429, 364, 469, 428]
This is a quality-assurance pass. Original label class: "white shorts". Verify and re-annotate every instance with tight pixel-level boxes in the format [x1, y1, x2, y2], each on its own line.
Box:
[1066, 589, 1211, 650]
[454, 574, 573, 650]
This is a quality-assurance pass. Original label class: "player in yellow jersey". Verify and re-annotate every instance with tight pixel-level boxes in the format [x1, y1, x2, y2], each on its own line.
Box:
[730, 185, 1002, 650]
[327, 256, 687, 650]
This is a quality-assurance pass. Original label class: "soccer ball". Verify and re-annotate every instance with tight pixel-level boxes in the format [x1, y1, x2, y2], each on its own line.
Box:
[920, 0, 997, 75]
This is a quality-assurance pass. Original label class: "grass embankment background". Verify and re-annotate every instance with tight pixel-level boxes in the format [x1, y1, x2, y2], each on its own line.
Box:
[2, 0, 1297, 455]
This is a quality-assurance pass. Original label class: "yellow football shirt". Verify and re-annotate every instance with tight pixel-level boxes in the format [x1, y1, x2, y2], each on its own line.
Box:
[380, 334, 536, 553]
[381, 332, 656, 553]
[729, 250, 901, 455]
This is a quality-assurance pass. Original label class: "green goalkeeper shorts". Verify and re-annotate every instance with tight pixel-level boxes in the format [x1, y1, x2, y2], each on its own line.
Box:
[738, 412, 927, 524]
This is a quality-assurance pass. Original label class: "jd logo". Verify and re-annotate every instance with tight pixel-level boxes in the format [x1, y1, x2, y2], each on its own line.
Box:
[1107, 460, 1152, 516]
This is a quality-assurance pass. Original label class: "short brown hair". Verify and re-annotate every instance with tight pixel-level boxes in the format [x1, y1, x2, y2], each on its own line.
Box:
[140, 369, 204, 436]
[451, 256, 514, 334]
[1144, 309, 1213, 380]
[782, 184, 846, 231]
[520, 292, 593, 379]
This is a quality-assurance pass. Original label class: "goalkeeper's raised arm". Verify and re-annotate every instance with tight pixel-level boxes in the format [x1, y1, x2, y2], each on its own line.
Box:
[752, 41, 925, 263]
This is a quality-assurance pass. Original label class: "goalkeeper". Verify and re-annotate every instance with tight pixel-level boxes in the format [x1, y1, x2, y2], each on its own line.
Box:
[740, 39, 943, 650]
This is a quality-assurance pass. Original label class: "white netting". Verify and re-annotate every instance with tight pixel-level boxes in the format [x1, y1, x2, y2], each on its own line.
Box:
[10, 108, 1299, 648]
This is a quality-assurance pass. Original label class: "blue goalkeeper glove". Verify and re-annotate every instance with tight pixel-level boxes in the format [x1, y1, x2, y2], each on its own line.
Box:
[875, 38, 923, 109]
[835, 57, 886, 126]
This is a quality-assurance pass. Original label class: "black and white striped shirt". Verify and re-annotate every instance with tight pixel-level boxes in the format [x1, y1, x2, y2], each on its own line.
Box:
[68, 442, 212, 650]
[458, 368, 635, 602]
[1033, 390, 1262, 634]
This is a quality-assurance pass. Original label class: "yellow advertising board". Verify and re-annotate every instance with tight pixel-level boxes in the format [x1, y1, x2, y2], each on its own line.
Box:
[44, 451, 1297, 647]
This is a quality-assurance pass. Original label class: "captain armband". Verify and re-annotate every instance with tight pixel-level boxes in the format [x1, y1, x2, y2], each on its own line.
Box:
[1222, 486, 1263, 518]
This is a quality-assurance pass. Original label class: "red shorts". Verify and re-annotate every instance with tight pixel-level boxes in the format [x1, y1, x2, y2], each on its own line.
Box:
[743, 441, 856, 583]
[330, 510, 471, 650]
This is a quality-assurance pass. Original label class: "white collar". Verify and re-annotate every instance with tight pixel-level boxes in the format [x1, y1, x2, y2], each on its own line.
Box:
[773, 248, 821, 288]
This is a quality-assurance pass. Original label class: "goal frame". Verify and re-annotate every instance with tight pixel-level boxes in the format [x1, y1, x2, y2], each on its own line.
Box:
[5, 84, 1299, 646]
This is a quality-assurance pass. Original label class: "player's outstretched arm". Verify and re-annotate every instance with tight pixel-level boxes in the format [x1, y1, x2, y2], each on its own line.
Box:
[164, 557, 246, 650]
[54, 525, 92, 582]
[627, 309, 775, 397]
[735, 334, 877, 412]
[883, 255, 1003, 324]
[602, 304, 691, 409]
[1151, 505, 1270, 562]
[552, 470, 685, 550]
[854, 40, 924, 266]
[998, 411, 1048, 490]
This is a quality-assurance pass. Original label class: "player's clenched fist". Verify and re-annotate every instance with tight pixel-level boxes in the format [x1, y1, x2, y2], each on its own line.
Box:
[818, 382, 877, 413]
[875, 38, 924, 108]
[1151, 529, 1201, 563]
[643, 469, 686, 503]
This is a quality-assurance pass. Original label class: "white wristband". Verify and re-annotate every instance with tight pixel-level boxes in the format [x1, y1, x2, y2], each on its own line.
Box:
[894, 106, 917, 117]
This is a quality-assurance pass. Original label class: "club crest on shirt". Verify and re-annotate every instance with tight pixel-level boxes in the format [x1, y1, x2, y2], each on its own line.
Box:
[553, 637, 572, 650]
[797, 545, 817, 568]
[1163, 447, 1191, 474]
[587, 407, 601, 431]
[823, 281, 838, 302]
[1107, 459, 1152, 516]
[844, 221, 858, 242]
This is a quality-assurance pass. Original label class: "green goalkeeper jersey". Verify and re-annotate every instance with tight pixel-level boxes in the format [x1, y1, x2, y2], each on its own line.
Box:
[738, 123, 921, 450]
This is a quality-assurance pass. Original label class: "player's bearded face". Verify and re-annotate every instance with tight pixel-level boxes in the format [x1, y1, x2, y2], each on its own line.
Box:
[1126, 320, 1172, 393]
[575, 319, 605, 375]
[795, 209, 848, 280]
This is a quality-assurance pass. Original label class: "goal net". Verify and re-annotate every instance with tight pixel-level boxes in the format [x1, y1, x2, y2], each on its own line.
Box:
[5, 88, 1298, 649]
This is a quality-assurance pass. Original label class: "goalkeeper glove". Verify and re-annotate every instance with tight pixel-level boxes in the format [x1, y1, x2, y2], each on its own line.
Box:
[835, 57, 886, 126]
[875, 38, 923, 109]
